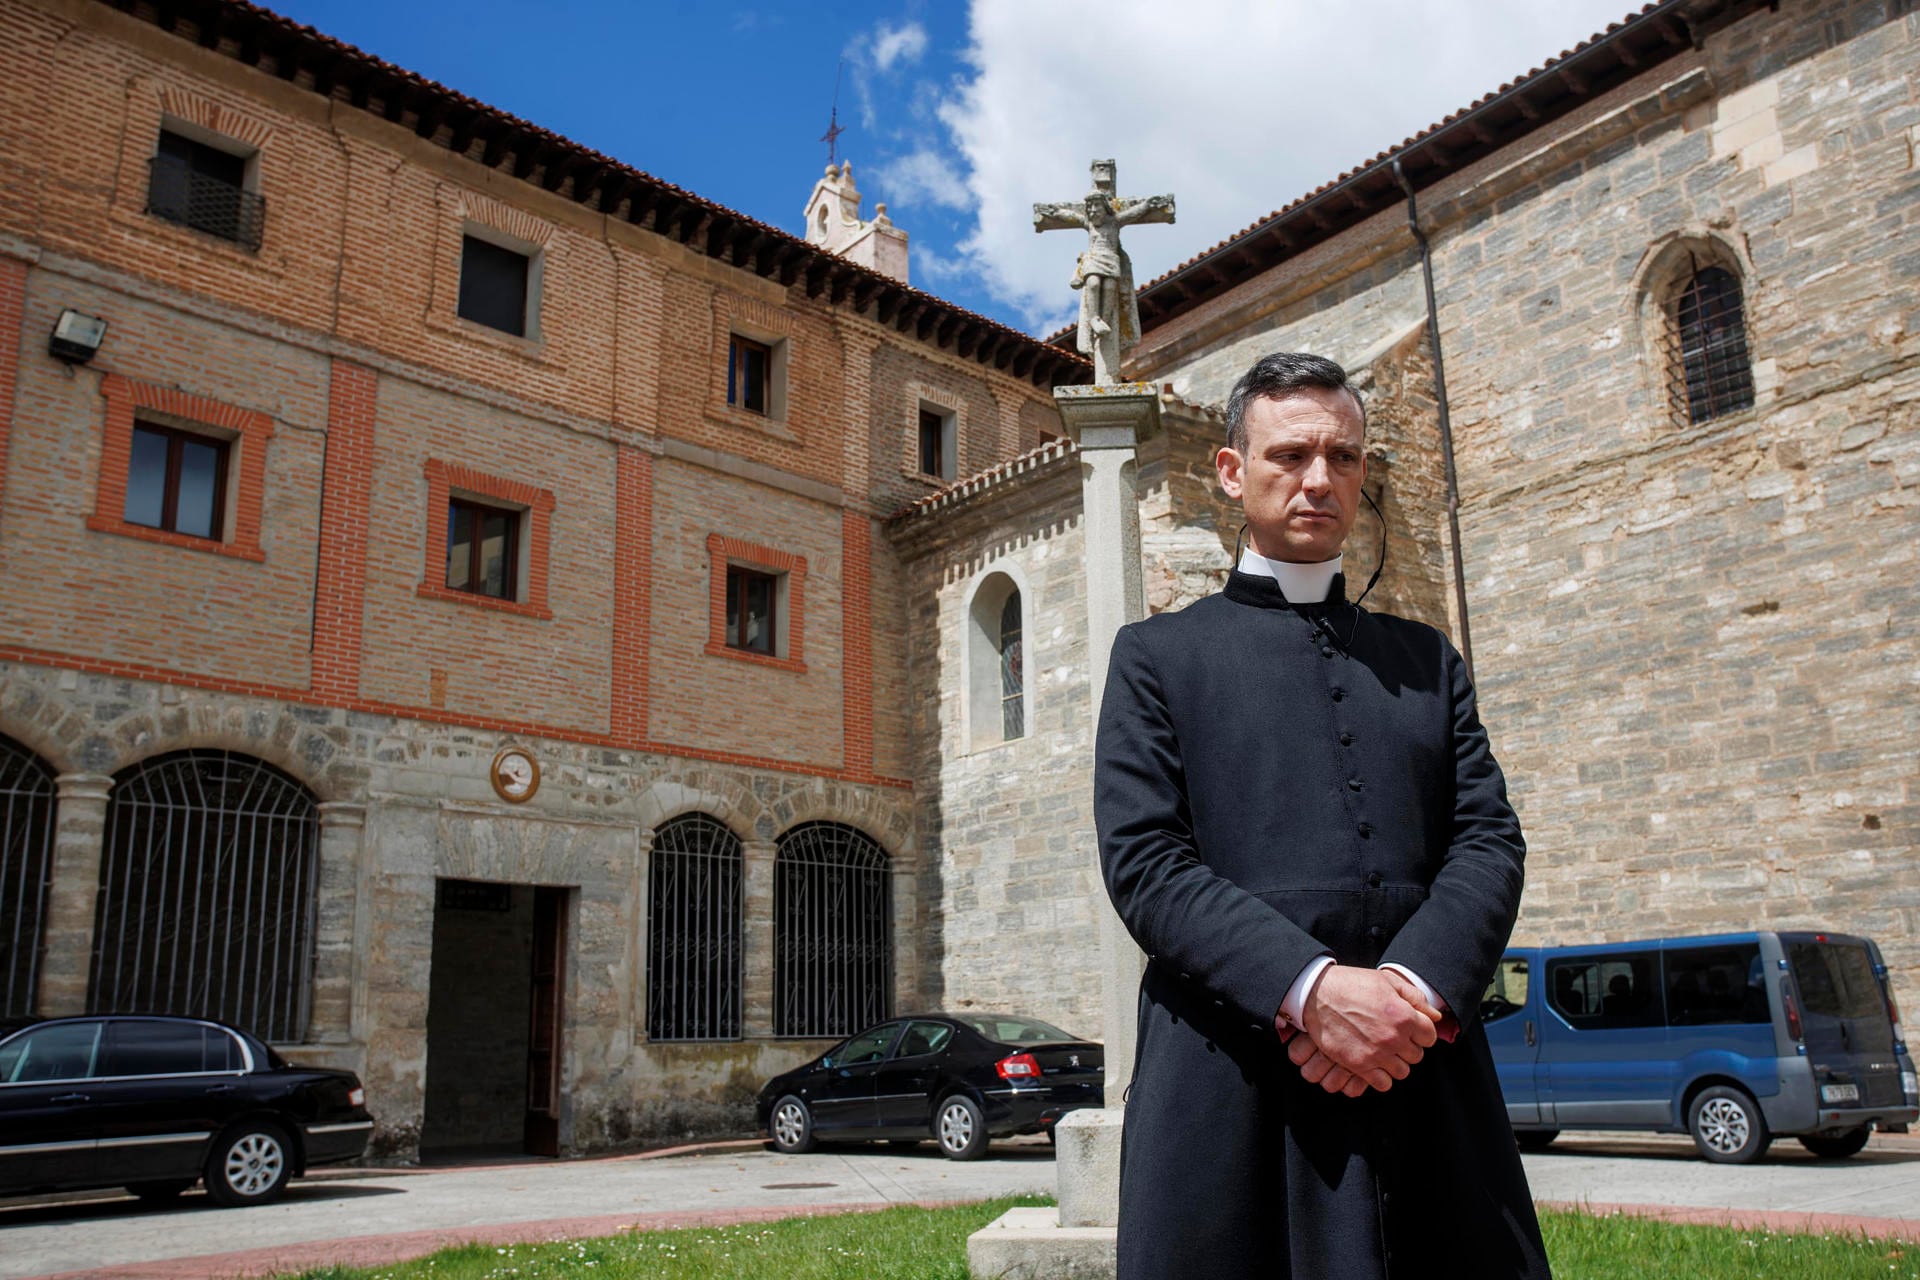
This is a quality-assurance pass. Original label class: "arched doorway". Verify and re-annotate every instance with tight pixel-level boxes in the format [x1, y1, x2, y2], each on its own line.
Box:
[0, 734, 57, 1018]
[773, 821, 891, 1038]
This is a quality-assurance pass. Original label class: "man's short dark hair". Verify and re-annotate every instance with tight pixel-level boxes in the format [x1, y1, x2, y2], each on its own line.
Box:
[1223, 352, 1365, 454]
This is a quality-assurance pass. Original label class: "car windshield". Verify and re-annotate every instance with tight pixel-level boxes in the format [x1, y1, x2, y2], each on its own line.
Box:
[956, 1014, 1077, 1045]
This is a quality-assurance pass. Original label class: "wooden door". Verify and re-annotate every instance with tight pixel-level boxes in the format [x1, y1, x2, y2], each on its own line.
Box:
[523, 887, 567, 1156]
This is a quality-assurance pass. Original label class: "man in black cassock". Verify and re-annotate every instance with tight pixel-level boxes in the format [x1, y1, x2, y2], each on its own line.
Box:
[1095, 353, 1550, 1278]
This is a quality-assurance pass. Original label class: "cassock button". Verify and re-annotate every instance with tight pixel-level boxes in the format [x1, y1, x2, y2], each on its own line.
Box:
[1339, 732, 1354, 746]
[1330, 688, 1346, 702]
[1357, 823, 1373, 839]
[1321, 645, 1335, 658]
[1370, 925, 1385, 941]
[1367, 872, 1384, 889]
[1347, 778, 1364, 792]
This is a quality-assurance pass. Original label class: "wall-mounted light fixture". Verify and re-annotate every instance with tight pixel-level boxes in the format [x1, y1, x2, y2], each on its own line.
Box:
[49, 309, 108, 365]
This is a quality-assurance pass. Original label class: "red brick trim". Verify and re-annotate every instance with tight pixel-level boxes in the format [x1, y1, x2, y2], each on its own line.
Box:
[841, 511, 874, 780]
[86, 374, 275, 561]
[0, 646, 911, 790]
[418, 458, 555, 620]
[704, 533, 807, 673]
[610, 447, 653, 744]
[0, 258, 25, 529]
[312, 362, 377, 700]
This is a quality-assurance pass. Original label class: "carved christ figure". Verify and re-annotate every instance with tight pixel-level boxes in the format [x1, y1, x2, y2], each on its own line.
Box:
[1034, 159, 1175, 384]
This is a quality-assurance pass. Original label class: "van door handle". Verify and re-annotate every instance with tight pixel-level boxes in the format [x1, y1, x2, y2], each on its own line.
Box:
[1525, 1019, 1536, 1047]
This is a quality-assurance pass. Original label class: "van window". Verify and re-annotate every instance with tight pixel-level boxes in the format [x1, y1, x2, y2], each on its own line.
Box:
[1664, 944, 1768, 1025]
[1788, 941, 1882, 1020]
[1546, 954, 1661, 1028]
[1482, 956, 1530, 1023]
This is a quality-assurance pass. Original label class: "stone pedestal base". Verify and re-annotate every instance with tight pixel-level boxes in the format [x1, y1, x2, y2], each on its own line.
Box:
[968, 1206, 1116, 1280]
[1054, 1106, 1124, 1227]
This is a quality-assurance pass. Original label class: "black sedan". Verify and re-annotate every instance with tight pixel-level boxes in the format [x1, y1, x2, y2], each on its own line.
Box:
[756, 1012, 1102, 1160]
[0, 1014, 373, 1207]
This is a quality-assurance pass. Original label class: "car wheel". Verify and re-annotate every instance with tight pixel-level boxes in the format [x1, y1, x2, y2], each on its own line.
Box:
[1514, 1129, 1559, 1152]
[769, 1095, 817, 1154]
[203, 1121, 294, 1207]
[1688, 1086, 1771, 1164]
[1798, 1128, 1872, 1159]
[934, 1095, 988, 1161]
[128, 1180, 195, 1203]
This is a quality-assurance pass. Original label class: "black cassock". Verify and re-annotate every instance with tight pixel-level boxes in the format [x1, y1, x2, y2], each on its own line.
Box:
[1095, 570, 1551, 1279]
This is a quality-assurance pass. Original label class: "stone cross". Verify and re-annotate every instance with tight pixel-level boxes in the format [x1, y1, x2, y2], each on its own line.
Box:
[1034, 159, 1175, 385]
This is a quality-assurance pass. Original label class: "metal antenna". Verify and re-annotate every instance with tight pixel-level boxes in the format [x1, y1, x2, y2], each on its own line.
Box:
[821, 58, 846, 164]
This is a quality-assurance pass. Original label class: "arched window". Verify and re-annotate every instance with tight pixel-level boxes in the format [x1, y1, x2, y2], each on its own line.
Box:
[91, 751, 319, 1043]
[774, 822, 891, 1037]
[967, 571, 1028, 751]
[0, 735, 56, 1018]
[646, 813, 743, 1042]
[1665, 261, 1755, 425]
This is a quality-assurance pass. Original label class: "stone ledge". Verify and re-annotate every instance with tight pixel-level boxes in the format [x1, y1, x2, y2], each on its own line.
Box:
[968, 1206, 1116, 1280]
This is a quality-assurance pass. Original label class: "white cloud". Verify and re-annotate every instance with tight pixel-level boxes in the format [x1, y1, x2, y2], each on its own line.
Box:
[876, 149, 972, 211]
[871, 20, 929, 72]
[935, 0, 1641, 332]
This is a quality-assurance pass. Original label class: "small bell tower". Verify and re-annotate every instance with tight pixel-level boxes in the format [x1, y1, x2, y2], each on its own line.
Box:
[803, 161, 909, 285]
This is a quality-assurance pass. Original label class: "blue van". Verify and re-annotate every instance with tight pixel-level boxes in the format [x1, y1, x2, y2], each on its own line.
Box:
[1484, 930, 1917, 1163]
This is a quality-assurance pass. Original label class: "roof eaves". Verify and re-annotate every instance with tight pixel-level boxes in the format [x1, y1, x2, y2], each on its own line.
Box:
[885, 436, 1078, 525]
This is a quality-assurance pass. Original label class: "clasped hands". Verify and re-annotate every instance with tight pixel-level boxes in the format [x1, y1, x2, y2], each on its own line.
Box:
[1288, 965, 1444, 1098]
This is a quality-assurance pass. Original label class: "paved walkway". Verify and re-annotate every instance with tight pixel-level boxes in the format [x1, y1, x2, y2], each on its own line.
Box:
[2, 1132, 1915, 1279]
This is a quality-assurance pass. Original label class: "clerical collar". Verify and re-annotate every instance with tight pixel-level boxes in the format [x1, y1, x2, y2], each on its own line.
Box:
[1236, 548, 1342, 603]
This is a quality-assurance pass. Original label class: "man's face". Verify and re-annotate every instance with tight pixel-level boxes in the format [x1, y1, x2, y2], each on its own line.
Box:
[1216, 386, 1367, 564]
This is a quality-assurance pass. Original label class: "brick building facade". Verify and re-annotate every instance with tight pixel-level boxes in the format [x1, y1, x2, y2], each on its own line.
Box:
[0, 0, 1078, 1158]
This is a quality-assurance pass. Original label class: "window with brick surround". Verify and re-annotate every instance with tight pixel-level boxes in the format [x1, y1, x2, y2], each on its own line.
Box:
[445, 497, 520, 601]
[88, 376, 272, 562]
[918, 405, 956, 481]
[458, 233, 533, 337]
[146, 127, 264, 252]
[726, 334, 774, 415]
[125, 419, 230, 541]
[705, 535, 806, 672]
[418, 460, 555, 619]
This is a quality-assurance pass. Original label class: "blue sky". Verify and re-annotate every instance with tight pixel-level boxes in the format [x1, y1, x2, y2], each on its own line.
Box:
[275, 1, 1643, 335]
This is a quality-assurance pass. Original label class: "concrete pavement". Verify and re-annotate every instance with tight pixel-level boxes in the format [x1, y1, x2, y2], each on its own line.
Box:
[1, 1131, 1915, 1279]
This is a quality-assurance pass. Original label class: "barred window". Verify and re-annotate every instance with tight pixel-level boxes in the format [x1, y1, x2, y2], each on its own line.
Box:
[90, 751, 318, 1043]
[646, 814, 743, 1042]
[0, 735, 56, 1019]
[1665, 262, 1755, 425]
[774, 822, 891, 1038]
[999, 590, 1024, 740]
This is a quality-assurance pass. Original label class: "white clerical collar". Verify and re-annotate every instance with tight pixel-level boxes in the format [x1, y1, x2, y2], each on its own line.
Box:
[1237, 547, 1342, 603]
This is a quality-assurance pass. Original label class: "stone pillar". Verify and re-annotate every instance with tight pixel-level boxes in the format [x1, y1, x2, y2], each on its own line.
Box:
[34, 773, 114, 1016]
[309, 801, 367, 1043]
[741, 837, 777, 1036]
[971, 384, 1159, 1279]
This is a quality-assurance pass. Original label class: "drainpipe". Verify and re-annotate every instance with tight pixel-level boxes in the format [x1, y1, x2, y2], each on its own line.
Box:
[1392, 159, 1474, 679]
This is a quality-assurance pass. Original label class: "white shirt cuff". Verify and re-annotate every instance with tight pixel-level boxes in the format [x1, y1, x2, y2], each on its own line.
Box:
[1380, 962, 1448, 1013]
[1278, 955, 1336, 1028]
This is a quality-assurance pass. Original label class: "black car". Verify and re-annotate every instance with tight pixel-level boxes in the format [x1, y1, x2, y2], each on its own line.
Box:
[755, 1012, 1102, 1160]
[0, 1014, 374, 1207]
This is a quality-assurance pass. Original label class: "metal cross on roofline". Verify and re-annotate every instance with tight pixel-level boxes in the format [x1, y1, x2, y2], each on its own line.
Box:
[821, 59, 847, 165]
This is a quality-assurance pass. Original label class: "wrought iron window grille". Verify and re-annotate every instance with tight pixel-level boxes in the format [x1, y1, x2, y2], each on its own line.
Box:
[1663, 257, 1755, 426]
[90, 751, 319, 1043]
[773, 822, 892, 1039]
[0, 735, 56, 1019]
[146, 154, 266, 253]
[1000, 590, 1025, 741]
[646, 815, 744, 1042]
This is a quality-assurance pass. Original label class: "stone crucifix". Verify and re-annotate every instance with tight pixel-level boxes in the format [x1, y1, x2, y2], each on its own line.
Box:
[1034, 159, 1175, 385]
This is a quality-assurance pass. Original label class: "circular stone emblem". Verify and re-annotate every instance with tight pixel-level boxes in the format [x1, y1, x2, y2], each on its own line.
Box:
[489, 746, 541, 803]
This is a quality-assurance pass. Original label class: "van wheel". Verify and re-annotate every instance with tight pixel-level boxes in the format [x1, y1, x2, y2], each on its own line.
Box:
[1515, 1129, 1559, 1152]
[1688, 1086, 1771, 1164]
[1798, 1128, 1871, 1159]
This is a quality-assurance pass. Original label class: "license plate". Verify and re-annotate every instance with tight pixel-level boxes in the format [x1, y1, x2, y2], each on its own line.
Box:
[1820, 1083, 1860, 1104]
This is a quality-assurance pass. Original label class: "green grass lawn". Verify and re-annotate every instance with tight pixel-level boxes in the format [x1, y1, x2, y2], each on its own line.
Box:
[285, 1198, 1919, 1280]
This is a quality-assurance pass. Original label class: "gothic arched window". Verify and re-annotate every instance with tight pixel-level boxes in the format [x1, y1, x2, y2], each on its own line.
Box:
[0, 734, 56, 1018]
[773, 822, 891, 1038]
[1665, 262, 1755, 425]
[646, 813, 743, 1042]
[91, 751, 319, 1042]
[967, 571, 1028, 750]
